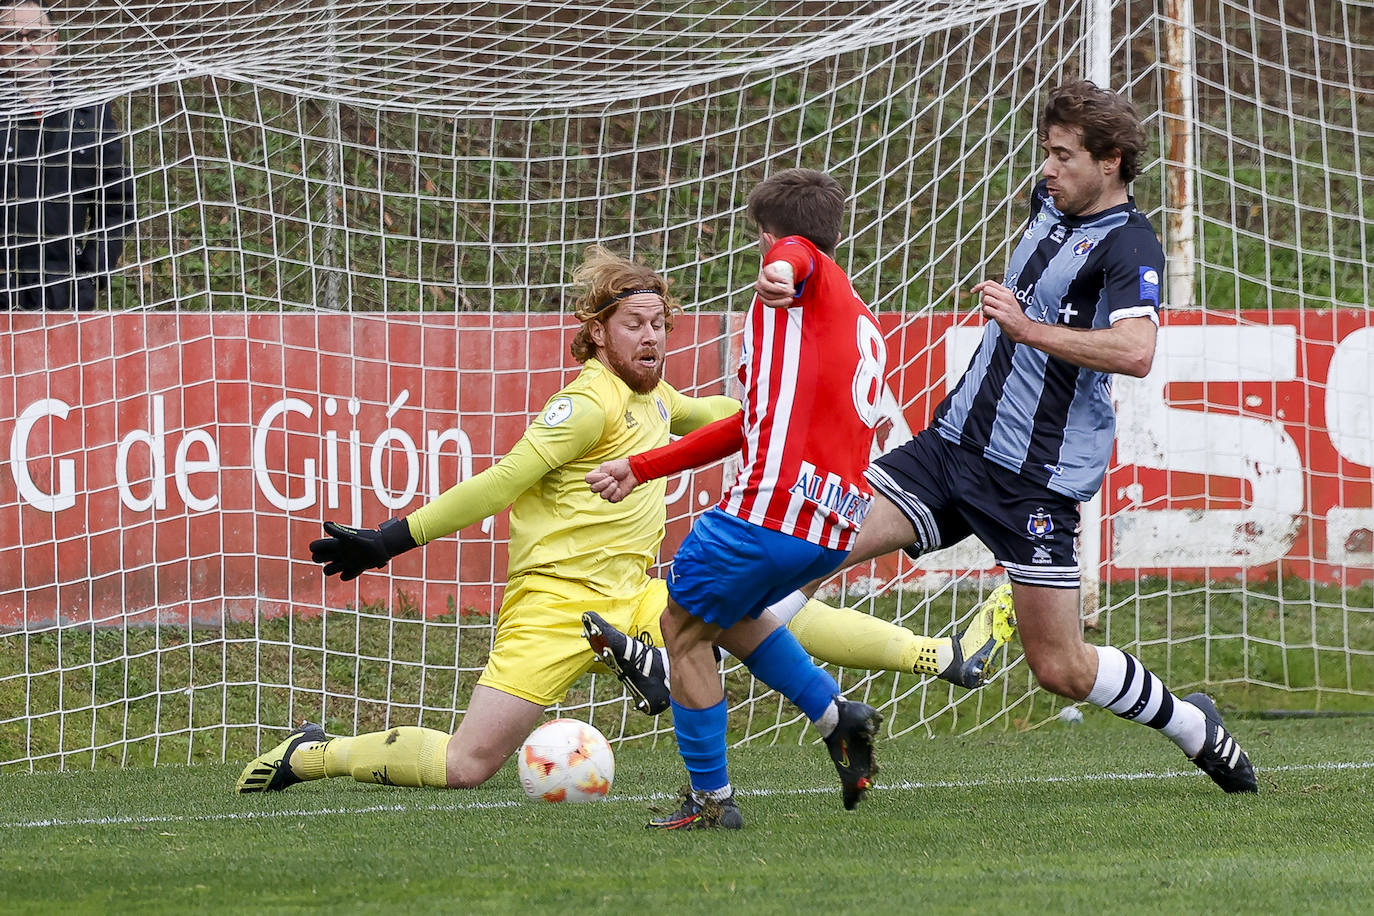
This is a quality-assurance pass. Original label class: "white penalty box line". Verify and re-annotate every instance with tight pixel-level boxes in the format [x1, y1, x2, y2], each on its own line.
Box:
[5, 759, 1371, 831]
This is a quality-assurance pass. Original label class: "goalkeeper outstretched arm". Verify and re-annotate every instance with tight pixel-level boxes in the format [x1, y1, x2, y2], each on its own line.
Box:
[309, 433, 562, 581]
[309, 388, 737, 579]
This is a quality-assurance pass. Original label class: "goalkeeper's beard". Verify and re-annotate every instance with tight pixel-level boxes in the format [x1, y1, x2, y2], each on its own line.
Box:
[603, 347, 663, 394]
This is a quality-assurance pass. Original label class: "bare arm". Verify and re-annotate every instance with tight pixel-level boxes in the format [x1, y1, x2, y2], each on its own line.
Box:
[972, 280, 1157, 378]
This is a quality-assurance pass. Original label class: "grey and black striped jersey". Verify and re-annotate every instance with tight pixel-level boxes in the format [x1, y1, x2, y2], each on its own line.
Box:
[932, 180, 1164, 501]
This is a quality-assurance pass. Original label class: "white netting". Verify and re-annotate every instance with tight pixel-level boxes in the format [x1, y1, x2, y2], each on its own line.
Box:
[54, 1, 1041, 113]
[1, 0, 1371, 771]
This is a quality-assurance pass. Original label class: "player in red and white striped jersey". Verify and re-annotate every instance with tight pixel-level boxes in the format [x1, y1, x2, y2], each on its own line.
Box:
[590, 169, 886, 829]
[723, 232, 887, 549]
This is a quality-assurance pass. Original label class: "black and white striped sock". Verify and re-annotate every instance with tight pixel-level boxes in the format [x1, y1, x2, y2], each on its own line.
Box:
[1086, 645, 1206, 756]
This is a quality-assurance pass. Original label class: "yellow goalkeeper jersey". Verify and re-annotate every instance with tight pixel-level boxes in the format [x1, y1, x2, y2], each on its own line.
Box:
[406, 358, 738, 599]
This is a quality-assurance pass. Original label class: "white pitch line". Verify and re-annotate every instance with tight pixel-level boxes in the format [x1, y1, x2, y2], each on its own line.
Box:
[4, 759, 1371, 831]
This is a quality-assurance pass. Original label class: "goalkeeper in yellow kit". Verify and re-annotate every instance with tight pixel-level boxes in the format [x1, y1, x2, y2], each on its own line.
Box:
[235, 246, 1014, 795]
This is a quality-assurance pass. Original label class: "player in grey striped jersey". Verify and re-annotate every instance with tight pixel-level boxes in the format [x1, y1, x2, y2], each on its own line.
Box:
[777, 80, 1256, 793]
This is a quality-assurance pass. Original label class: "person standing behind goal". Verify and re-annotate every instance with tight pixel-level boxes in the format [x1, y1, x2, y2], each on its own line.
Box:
[0, 0, 132, 310]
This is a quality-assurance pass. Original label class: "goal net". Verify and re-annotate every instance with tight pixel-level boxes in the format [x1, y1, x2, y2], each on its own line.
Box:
[2, 0, 1371, 771]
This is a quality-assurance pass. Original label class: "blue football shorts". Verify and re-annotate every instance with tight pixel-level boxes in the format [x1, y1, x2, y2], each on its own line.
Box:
[865, 427, 1082, 588]
[666, 507, 849, 628]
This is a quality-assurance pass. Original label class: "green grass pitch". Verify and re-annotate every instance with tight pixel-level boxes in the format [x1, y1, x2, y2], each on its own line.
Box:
[1, 714, 1371, 914]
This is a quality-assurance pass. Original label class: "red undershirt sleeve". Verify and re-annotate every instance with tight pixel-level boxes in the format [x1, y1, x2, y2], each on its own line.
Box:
[627, 410, 744, 481]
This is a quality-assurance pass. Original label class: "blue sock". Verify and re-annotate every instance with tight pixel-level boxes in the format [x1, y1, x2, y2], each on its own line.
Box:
[670, 698, 729, 794]
[742, 626, 838, 722]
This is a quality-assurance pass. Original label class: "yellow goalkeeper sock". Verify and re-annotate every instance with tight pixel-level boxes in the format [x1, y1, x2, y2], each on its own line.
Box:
[787, 598, 951, 676]
[293, 727, 451, 788]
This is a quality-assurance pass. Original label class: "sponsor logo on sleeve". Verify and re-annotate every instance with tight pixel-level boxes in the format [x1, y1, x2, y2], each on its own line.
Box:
[1139, 266, 1160, 304]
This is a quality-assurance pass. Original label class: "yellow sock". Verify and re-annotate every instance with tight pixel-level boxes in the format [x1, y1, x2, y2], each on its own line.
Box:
[787, 598, 949, 675]
[286, 739, 331, 782]
[294, 727, 451, 788]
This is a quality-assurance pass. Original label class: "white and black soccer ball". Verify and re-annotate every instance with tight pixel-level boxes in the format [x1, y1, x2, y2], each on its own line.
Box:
[517, 718, 615, 803]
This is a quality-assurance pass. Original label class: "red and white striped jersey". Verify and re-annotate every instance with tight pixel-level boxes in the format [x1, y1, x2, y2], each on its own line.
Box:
[719, 235, 887, 550]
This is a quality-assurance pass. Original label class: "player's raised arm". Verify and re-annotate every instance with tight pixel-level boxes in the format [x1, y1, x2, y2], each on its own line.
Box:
[755, 259, 797, 307]
[972, 272, 1157, 378]
[754, 234, 820, 308]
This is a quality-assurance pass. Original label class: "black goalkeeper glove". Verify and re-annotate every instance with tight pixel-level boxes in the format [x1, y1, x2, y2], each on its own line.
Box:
[309, 518, 418, 582]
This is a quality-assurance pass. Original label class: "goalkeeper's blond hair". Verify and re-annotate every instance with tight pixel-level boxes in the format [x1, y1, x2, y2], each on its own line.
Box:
[569, 246, 681, 363]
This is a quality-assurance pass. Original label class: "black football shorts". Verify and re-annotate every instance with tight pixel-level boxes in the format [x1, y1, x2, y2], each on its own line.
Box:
[865, 427, 1082, 588]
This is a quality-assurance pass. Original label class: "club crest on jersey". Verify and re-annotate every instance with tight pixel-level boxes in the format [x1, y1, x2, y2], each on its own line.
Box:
[655, 397, 669, 422]
[1027, 509, 1053, 538]
[1073, 238, 1096, 256]
[543, 397, 574, 426]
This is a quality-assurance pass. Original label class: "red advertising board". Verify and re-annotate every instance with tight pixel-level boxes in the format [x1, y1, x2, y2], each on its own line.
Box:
[1100, 308, 1373, 587]
[2, 309, 1370, 630]
[0, 313, 733, 628]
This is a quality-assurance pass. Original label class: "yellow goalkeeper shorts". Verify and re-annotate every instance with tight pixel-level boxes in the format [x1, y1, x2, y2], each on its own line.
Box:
[476, 573, 668, 707]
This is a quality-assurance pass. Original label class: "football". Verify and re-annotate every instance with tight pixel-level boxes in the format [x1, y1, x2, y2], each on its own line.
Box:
[517, 718, 615, 803]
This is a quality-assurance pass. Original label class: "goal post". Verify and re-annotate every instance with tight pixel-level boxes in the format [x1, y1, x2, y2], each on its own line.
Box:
[2, 0, 1372, 772]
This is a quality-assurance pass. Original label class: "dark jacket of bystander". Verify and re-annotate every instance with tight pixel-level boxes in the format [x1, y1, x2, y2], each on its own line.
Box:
[1, 91, 132, 310]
